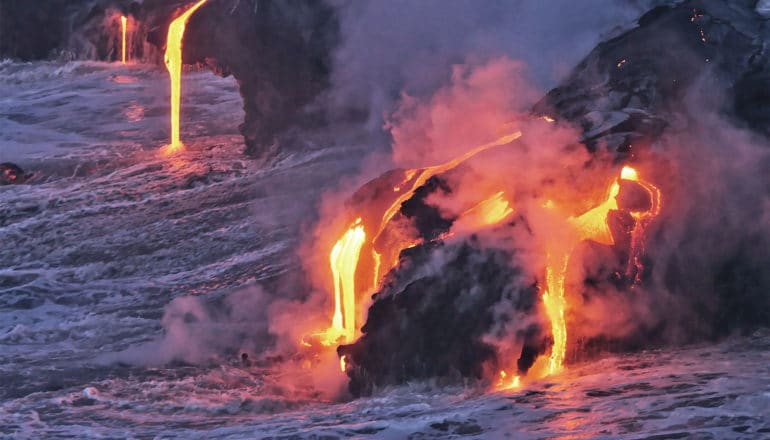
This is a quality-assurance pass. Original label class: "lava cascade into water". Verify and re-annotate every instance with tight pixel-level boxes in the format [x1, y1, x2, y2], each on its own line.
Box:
[328, 219, 366, 344]
[121, 15, 128, 64]
[312, 131, 522, 347]
[163, 0, 209, 154]
[310, 125, 660, 389]
[536, 166, 661, 376]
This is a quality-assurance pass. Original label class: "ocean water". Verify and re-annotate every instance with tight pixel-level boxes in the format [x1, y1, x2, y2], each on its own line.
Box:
[1, 61, 769, 439]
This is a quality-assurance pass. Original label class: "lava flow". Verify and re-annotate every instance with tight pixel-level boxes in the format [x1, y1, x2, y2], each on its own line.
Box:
[120, 15, 128, 64]
[313, 131, 522, 348]
[538, 166, 661, 376]
[163, 0, 208, 154]
[453, 191, 514, 233]
[328, 219, 366, 344]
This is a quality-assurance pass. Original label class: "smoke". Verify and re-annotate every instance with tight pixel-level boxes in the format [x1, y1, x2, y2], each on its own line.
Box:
[107, 0, 768, 391]
[637, 78, 770, 341]
[110, 286, 273, 365]
[327, 0, 669, 131]
[109, 282, 349, 397]
[329, 3, 770, 379]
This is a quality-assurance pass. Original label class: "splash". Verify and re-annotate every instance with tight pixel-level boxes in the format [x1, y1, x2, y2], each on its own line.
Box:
[163, 0, 209, 154]
[496, 370, 521, 391]
[121, 16, 128, 64]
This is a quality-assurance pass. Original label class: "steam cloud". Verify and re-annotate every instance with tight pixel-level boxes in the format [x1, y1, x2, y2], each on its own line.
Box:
[327, 0, 668, 132]
[117, 0, 769, 396]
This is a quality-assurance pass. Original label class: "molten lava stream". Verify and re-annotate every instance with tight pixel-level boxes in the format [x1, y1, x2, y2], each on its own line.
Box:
[535, 166, 660, 377]
[326, 219, 366, 344]
[311, 132, 526, 372]
[163, 0, 209, 154]
[619, 166, 663, 282]
[453, 191, 514, 233]
[121, 15, 128, 64]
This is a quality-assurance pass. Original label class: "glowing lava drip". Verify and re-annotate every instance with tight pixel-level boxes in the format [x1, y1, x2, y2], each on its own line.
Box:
[620, 167, 663, 283]
[120, 16, 128, 64]
[328, 219, 366, 344]
[320, 132, 521, 348]
[163, 0, 209, 154]
[540, 166, 660, 376]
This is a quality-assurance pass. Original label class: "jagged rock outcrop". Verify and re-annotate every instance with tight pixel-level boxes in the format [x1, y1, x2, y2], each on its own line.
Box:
[0, 163, 32, 185]
[1, 0, 338, 159]
[534, 0, 770, 151]
[338, 240, 545, 397]
[339, 0, 770, 395]
[181, 0, 338, 159]
[0, 0, 147, 61]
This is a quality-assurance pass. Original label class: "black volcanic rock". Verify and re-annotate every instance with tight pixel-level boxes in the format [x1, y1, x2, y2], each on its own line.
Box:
[0, 163, 32, 185]
[532, 0, 770, 343]
[338, 239, 544, 397]
[0, 0, 148, 61]
[180, 0, 339, 159]
[0, 0, 92, 60]
[398, 176, 455, 241]
[534, 0, 770, 153]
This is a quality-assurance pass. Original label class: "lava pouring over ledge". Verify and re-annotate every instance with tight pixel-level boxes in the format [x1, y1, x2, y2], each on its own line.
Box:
[163, 0, 209, 154]
[318, 148, 661, 387]
[311, 131, 523, 348]
[536, 166, 661, 376]
[120, 15, 128, 64]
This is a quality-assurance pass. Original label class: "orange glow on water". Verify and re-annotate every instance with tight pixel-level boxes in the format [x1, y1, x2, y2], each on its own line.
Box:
[164, 0, 208, 154]
[120, 16, 128, 64]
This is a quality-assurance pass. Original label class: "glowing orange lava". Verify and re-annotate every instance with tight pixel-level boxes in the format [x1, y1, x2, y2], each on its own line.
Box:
[163, 0, 208, 154]
[120, 16, 128, 64]
[316, 132, 522, 351]
[373, 131, 522, 240]
[538, 166, 660, 376]
[495, 370, 521, 391]
[455, 191, 514, 232]
[619, 166, 662, 283]
[327, 219, 366, 344]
